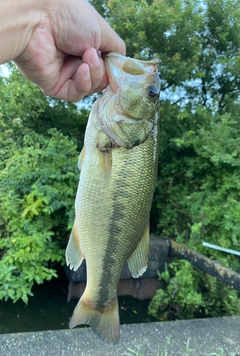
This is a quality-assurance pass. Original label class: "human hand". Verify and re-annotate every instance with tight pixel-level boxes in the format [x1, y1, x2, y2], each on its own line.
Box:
[13, 0, 125, 102]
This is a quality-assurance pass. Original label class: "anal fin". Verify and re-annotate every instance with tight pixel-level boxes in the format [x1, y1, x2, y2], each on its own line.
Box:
[127, 222, 150, 278]
[65, 220, 84, 271]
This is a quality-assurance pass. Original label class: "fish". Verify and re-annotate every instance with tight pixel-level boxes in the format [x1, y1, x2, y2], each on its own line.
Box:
[66, 52, 160, 344]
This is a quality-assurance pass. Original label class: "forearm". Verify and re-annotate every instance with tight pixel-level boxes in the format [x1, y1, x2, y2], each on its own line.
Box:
[0, 0, 41, 64]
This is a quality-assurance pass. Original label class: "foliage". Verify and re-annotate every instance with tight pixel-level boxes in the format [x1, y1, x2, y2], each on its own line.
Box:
[91, 0, 240, 319]
[0, 64, 88, 149]
[149, 261, 240, 320]
[0, 127, 79, 303]
[0, 66, 87, 302]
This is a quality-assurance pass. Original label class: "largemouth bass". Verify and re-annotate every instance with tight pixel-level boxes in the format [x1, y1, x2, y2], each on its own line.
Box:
[66, 52, 160, 344]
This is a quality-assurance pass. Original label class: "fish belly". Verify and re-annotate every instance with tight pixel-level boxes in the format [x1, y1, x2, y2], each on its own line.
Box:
[68, 109, 158, 343]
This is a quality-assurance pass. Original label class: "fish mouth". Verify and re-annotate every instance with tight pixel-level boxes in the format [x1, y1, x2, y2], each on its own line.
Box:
[103, 52, 159, 93]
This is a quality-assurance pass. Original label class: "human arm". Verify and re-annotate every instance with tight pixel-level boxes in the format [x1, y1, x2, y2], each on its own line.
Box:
[0, 0, 125, 102]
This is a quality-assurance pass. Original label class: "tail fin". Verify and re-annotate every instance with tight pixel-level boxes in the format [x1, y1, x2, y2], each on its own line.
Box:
[69, 294, 120, 344]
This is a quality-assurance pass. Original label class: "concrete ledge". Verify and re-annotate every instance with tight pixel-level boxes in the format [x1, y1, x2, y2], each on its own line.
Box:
[69, 277, 160, 301]
[0, 317, 240, 356]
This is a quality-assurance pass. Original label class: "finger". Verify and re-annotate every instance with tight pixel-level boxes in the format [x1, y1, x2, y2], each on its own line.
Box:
[53, 63, 92, 102]
[81, 48, 108, 95]
[42, 48, 109, 102]
[41, 56, 83, 97]
[54, 49, 108, 102]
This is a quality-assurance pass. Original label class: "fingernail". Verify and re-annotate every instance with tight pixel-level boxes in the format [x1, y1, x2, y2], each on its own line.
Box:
[90, 50, 100, 67]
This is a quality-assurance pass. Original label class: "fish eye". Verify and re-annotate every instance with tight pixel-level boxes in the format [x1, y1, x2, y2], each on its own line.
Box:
[147, 86, 158, 99]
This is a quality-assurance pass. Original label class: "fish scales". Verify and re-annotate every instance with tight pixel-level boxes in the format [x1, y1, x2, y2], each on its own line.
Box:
[66, 52, 160, 344]
[75, 105, 157, 302]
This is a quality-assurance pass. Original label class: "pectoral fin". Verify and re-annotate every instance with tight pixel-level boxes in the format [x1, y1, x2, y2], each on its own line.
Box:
[78, 146, 86, 171]
[66, 220, 84, 271]
[127, 222, 150, 278]
[97, 149, 112, 181]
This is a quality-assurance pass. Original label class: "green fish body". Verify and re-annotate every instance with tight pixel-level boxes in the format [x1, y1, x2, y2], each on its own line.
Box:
[66, 52, 160, 344]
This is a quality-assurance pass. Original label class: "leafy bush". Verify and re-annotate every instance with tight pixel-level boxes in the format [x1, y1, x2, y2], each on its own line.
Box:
[0, 127, 78, 303]
[0, 64, 88, 148]
[149, 261, 240, 321]
[148, 108, 240, 319]
[0, 65, 89, 303]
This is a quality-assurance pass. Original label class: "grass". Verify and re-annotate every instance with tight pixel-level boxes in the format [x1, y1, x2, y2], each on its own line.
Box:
[123, 338, 238, 356]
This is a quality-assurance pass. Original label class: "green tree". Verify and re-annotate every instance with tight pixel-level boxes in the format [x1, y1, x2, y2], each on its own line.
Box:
[91, 0, 240, 319]
[0, 66, 89, 302]
[0, 65, 89, 148]
[0, 127, 79, 303]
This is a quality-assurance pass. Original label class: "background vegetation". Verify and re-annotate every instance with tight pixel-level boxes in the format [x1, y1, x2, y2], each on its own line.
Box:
[0, 67, 88, 302]
[0, 0, 239, 319]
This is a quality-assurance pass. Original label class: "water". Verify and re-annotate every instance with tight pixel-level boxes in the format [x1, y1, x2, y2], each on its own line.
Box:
[0, 270, 157, 334]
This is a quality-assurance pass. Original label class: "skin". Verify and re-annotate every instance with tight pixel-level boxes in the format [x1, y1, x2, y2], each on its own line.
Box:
[0, 0, 125, 102]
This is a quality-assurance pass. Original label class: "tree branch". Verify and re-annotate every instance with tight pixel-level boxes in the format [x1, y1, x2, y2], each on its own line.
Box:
[169, 239, 240, 292]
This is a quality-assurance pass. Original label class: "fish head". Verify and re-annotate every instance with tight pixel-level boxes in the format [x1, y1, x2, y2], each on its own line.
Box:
[104, 52, 160, 121]
[97, 53, 160, 149]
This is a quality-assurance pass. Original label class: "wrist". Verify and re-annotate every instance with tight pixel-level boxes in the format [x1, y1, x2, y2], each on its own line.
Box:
[0, 0, 42, 64]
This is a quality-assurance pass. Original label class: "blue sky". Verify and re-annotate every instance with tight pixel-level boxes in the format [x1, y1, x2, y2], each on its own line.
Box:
[0, 65, 9, 77]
